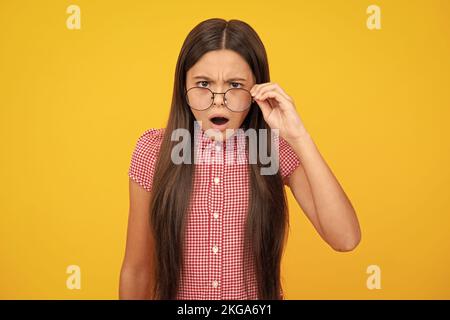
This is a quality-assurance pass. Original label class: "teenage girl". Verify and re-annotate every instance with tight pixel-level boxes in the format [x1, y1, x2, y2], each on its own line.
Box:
[119, 18, 361, 300]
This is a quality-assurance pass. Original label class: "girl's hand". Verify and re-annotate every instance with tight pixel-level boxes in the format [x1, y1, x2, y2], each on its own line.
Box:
[250, 82, 308, 143]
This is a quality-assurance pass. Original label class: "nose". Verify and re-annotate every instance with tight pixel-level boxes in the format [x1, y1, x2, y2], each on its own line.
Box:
[212, 92, 226, 107]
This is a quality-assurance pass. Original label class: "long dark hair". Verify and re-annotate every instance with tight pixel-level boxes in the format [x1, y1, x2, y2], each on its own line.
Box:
[149, 18, 289, 299]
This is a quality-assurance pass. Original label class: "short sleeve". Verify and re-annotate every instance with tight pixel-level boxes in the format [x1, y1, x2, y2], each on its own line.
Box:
[128, 128, 165, 192]
[278, 136, 301, 185]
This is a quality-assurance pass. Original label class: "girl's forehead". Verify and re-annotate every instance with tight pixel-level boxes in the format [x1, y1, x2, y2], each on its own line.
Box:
[187, 50, 253, 79]
[197, 49, 247, 65]
[186, 68, 255, 85]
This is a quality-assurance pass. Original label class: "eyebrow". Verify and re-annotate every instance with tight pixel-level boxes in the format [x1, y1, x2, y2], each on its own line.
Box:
[192, 75, 248, 82]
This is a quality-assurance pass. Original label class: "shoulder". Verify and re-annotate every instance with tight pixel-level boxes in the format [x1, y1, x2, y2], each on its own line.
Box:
[277, 135, 301, 184]
[133, 128, 165, 154]
[128, 128, 165, 191]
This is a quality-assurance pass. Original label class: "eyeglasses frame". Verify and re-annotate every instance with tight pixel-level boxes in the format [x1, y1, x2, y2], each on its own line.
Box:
[185, 86, 255, 113]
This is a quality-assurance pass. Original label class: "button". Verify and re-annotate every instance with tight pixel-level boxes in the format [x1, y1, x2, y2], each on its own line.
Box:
[212, 280, 219, 288]
[214, 177, 220, 184]
[212, 245, 218, 254]
[215, 144, 221, 151]
[213, 212, 219, 219]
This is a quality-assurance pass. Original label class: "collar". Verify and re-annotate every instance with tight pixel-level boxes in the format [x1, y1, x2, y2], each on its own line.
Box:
[193, 123, 247, 152]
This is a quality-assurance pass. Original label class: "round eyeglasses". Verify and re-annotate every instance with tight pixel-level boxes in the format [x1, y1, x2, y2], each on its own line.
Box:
[185, 87, 255, 112]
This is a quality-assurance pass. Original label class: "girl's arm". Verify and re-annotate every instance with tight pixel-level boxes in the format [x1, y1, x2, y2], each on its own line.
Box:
[286, 130, 361, 252]
[119, 178, 155, 299]
[251, 82, 361, 252]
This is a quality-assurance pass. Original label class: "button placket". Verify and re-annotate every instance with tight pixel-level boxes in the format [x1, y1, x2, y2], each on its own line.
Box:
[176, 128, 261, 299]
[208, 143, 224, 299]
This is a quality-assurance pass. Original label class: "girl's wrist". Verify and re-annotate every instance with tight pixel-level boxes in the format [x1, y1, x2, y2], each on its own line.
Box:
[285, 127, 311, 146]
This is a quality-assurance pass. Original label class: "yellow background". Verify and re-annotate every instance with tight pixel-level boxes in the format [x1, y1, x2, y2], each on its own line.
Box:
[1, 0, 449, 299]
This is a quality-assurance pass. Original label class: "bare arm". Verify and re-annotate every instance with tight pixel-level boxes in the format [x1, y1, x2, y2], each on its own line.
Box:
[249, 82, 361, 252]
[119, 178, 155, 299]
[287, 130, 361, 252]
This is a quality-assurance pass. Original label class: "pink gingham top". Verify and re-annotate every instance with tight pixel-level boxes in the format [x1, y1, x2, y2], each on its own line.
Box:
[128, 127, 301, 300]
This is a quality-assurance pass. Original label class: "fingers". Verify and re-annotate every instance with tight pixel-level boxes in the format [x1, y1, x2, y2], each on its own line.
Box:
[250, 82, 294, 103]
[255, 89, 292, 112]
[255, 96, 273, 120]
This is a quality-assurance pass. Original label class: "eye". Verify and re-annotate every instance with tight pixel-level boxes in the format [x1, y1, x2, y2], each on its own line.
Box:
[230, 82, 243, 88]
[196, 81, 209, 88]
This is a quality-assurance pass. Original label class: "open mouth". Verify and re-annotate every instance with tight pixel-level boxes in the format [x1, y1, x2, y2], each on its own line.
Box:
[210, 116, 229, 126]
